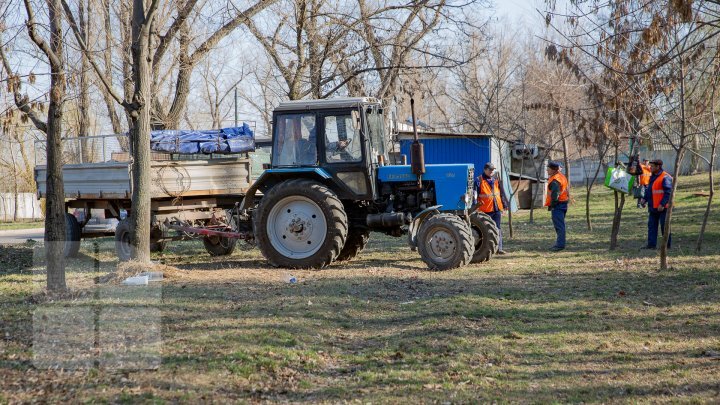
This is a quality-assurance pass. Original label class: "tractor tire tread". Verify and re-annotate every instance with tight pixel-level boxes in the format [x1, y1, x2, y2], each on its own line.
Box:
[254, 179, 347, 269]
[417, 213, 473, 271]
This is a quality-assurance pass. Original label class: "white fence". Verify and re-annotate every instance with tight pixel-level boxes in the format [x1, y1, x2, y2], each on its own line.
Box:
[0, 193, 43, 221]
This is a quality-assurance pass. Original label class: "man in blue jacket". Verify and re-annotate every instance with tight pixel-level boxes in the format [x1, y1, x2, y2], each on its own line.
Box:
[639, 159, 673, 249]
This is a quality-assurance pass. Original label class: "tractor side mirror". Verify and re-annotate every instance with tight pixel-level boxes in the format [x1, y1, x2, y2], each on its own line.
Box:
[351, 110, 361, 130]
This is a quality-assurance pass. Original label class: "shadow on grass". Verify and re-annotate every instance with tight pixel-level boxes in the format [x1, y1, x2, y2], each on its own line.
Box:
[3, 259, 719, 402]
[148, 268, 720, 402]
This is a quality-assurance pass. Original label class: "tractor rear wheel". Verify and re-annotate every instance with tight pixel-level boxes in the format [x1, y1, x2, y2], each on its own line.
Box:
[417, 213, 473, 270]
[335, 227, 370, 262]
[254, 179, 348, 269]
[469, 211, 500, 263]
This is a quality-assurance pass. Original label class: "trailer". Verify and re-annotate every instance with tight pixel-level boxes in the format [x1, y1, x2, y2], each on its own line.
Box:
[36, 98, 500, 270]
[35, 132, 269, 259]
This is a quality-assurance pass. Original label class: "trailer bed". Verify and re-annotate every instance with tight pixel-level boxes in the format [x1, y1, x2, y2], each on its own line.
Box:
[35, 155, 266, 200]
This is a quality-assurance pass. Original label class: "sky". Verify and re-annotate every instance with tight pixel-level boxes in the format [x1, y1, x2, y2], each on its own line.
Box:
[493, 0, 547, 27]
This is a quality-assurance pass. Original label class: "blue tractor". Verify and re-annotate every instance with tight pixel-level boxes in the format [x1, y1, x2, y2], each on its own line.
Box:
[238, 97, 500, 270]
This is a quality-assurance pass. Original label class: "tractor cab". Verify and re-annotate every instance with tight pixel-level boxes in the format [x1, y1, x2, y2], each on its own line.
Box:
[270, 97, 388, 200]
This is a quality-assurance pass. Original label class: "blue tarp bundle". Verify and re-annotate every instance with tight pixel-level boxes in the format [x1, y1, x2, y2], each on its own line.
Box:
[150, 123, 254, 154]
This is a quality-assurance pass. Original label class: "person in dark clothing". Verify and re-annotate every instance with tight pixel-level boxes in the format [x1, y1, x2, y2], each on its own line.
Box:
[545, 161, 569, 252]
[474, 162, 509, 254]
[639, 159, 673, 249]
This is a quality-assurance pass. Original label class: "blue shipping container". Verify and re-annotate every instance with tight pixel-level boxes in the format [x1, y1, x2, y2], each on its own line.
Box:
[398, 135, 517, 211]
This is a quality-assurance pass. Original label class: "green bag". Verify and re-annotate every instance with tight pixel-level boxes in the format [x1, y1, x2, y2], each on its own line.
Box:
[604, 166, 635, 194]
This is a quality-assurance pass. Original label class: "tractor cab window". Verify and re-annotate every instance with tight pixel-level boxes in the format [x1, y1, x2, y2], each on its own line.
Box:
[366, 106, 387, 163]
[323, 114, 362, 163]
[274, 113, 317, 166]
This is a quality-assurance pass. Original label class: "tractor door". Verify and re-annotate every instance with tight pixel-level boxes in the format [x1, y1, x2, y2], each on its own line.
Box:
[365, 104, 388, 200]
[317, 109, 373, 200]
[272, 113, 318, 168]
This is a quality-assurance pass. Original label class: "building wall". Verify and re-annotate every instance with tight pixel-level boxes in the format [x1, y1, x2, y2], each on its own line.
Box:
[641, 149, 720, 175]
[0, 193, 43, 221]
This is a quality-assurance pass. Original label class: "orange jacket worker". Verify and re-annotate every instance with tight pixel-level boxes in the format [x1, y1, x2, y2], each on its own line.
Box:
[639, 159, 673, 249]
[545, 161, 569, 252]
[475, 162, 509, 254]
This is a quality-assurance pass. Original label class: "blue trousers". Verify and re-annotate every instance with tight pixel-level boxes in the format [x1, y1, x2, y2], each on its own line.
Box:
[648, 210, 672, 248]
[488, 210, 503, 251]
[551, 205, 567, 248]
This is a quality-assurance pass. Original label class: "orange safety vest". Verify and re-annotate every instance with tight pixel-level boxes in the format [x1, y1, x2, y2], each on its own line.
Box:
[545, 172, 569, 207]
[651, 171, 672, 209]
[639, 163, 652, 186]
[477, 176, 504, 213]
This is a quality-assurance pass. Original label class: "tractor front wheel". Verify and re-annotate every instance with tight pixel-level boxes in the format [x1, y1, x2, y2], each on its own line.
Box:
[417, 213, 473, 270]
[335, 226, 370, 262]
[469, 211, 500, 263]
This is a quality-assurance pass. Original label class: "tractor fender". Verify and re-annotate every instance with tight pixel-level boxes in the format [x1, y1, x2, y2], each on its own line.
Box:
[239, 168, 333, 212]
[408, 205, 442, 250]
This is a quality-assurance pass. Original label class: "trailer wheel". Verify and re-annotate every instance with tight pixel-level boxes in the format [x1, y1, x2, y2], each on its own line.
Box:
[64, 213, 81, 258]
[150, 222, 168, 253]
[417, 213, 473, 271]
[335, 227, 370, 262]
[115, 218, 133, 262]
[202, 210, 238, 256]
[203, 235, 237, 256]
[469, 211, 500, 263]
[254, 179, 347, 269]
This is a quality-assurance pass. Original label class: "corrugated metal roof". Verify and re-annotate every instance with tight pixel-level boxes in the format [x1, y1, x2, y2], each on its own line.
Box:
[397, 130, 492, 139]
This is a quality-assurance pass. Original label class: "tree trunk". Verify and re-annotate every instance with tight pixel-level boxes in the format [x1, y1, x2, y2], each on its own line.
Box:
[101, 0, 124, 136]
[560, 119, 570, 181]
[690, 134, 700, 174]
[10, 146, 19, 222]
[128, 0, 153, 264]
[660, 149, 684, 270]
[121, 2, 135, 131]
[585, 178, 592, 231]
[609, 143, 624, 250]
[45, 0, 67, 291]
[610, 189, 619, 248]
[78, 0, 92, 163]
[696, 144, 717, 252]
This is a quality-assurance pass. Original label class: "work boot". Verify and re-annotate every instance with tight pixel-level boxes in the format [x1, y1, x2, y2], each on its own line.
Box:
[549, 246, 564, 252]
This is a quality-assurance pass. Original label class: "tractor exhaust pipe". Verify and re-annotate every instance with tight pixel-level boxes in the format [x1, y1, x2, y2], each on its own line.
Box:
[410, 98, 425, 188]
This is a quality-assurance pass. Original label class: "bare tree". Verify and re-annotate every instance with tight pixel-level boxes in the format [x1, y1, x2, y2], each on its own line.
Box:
[1, 0, 68, 291]
[694, 54, 720, 252]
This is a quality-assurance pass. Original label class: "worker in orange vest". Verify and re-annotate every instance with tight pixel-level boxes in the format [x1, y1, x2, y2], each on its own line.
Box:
[635, 158, 652, 208]
[474, 162, 509, 254]
[639, 159, 673, 249]
[545, 161, 569, 252]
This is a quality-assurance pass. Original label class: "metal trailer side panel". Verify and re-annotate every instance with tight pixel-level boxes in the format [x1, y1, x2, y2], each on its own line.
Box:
[36, 159, 254, 200]
[149, 160, 251, 198]
[35, 162, 131, 199]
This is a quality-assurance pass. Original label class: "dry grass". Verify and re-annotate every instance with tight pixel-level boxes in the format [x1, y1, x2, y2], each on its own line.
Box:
[1, 173, 719, 403]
